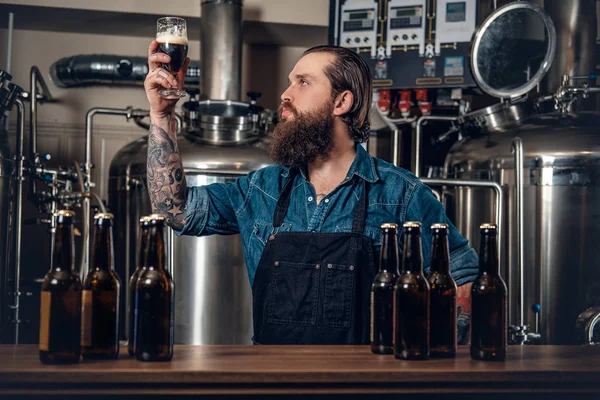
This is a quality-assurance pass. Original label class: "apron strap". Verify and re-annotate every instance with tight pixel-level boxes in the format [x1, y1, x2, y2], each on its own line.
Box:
[273, 168, 297, 228]
[273, 169, 368, 233]
[351, 179, 368, 234]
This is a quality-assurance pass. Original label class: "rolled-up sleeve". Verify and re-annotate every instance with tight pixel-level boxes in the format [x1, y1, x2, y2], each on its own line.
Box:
[175, 172, 253, 237]
[405, 183, 479, 286]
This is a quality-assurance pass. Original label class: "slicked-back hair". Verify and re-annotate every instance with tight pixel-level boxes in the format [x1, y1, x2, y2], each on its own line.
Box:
[303, 45, 372, 143]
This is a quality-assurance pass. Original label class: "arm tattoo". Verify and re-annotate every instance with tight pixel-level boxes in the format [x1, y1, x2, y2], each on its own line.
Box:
[456, 282, 473, 345]
[147, 118, 188, 230]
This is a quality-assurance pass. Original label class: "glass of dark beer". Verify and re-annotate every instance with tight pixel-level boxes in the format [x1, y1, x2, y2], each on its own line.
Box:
[156, 17, 188, 99]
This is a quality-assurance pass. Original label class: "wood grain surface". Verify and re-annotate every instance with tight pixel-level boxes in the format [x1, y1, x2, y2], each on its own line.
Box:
[0, 345, 598, 398]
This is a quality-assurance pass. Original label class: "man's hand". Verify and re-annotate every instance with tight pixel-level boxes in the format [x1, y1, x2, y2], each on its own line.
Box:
[144, 40, 190, 122]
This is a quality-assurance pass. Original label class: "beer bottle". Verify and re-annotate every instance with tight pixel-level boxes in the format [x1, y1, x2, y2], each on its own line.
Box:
[134, 214, 174, 361]
[81, 213, 121, 359]
[371, 223, 399, 354]
[128, 216, 151, 356]
[39, 210, 82, 364]
[394, 221, 430, 360]
[427, 223, 457, 358]
[471, 223, 507, 361]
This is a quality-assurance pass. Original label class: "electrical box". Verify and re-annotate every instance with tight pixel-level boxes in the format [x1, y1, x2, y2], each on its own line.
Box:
[329, 0, 478, 89]
[339, 1, 379, 58]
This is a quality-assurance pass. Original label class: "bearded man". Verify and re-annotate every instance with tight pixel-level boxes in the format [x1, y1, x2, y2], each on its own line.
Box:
[144, 43, 478, 345]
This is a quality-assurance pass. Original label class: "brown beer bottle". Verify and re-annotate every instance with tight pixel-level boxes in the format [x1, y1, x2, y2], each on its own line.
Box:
[81, 213, 121, 359]
[39, 210, 82, 364]
[427, 223, 457, 358]
[128, 216, 151, 356]
[471, 223, 507, 361]
[371, 223, 399, 354]
[394, 221, 430, 360]
[134, 214, 174, 361]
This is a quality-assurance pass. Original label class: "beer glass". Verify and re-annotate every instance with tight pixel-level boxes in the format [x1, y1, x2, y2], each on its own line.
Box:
[156, 17, 188, 99]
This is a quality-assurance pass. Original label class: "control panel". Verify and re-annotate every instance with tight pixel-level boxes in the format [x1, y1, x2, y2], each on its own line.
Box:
[386, 0, 427, 57]
[329, 0, 478, 89]
[435, 0, 476, 55]
[339, 0, 379, 58]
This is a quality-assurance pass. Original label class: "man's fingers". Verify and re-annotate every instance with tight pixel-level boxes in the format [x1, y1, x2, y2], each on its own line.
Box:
[148, 40, 159, 57]
[148, 40, 171, 70]
[149, 52, 171, 70]
[146, 68, 178, 89]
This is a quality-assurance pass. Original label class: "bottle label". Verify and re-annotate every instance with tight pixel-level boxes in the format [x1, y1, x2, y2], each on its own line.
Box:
[81, 290, 93, 346]
[39, 291, 51, 351]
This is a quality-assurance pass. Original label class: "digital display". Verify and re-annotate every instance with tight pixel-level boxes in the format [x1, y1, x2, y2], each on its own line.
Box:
[446, 2, 466, 22]
[396, 8, 416, 17]
[390, 6, 423, 29]
[343, 9, 375, 32]
[350, 12, 369, 20]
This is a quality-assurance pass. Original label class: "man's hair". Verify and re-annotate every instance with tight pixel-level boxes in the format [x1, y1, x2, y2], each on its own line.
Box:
[303, 45, 372, 143]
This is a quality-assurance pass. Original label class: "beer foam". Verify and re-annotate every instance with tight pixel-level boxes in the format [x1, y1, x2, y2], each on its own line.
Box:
[156, 35, 188, 45]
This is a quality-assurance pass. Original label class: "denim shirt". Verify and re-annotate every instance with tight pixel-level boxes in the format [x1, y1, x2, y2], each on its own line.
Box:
[176, 144, 479, 287]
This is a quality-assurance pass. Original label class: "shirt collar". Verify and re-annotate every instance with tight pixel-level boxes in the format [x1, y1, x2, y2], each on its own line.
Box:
[281, 144, 379, 183]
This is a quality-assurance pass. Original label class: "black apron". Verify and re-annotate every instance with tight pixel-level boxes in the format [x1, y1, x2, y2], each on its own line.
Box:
[252, 171, 377, 344]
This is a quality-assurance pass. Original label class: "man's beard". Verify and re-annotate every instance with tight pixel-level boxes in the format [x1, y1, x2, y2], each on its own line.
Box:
[269, 102, 335, 167]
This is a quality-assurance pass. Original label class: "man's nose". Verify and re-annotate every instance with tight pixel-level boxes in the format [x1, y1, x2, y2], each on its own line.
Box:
[281, 86, 292, 103]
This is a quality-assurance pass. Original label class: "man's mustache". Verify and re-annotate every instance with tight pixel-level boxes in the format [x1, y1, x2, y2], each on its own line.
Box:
[278, 102, 299, 119]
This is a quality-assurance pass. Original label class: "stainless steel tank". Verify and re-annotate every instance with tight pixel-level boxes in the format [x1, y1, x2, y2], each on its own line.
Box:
[444, 2, 600, 344]
[109, 104, 272, 344]
[447, 112, 600, 345]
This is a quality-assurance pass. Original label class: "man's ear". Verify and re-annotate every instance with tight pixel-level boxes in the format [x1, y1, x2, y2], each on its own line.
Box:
[333, 90, 353, 117]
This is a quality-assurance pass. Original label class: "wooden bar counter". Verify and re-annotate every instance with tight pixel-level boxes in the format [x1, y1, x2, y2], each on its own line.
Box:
[0, 345, 598, 399]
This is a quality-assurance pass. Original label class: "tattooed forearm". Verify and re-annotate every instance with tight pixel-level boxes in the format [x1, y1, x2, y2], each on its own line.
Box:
[457, 282, 473, 345]
[147, 117, 188, 230]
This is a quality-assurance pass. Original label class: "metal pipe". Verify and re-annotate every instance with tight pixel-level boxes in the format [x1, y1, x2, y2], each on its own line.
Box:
[83, 106, 171, 277]
[375, 107, 401, 167]
[414, 116, 457, 177]
[6, 13, 13, 74]
[4, 13, 14, 133]
[200, 0, 243, 100]
[168, 227, 174, 277]
[512, 137, 525, 332]
[29, 66, 55, 200]
[420, 178, 503, 266]
[11, 98, 25, 344]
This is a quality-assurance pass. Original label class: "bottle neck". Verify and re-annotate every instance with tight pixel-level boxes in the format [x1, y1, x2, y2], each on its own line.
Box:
[402, 232, 423, 274]
[137, 226, 150, 269]
[52, 223, 75, 272]
[479, 234, 499, 275]
[430, 233, 450, 274]
[91, 224, 114, 272]
[146, 224, 166, 272]
[379, 230, 399, 274]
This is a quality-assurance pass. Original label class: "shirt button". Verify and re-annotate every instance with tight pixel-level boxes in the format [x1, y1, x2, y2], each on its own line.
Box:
[308, 196, 313, 202]
[324, 199, 330, 203]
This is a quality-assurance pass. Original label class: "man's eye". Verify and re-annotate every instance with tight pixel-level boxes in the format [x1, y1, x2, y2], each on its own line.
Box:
[301, 80, 308, 86]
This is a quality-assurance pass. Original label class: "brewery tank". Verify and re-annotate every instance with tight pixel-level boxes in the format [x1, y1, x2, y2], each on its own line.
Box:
[443, 1, 600, 344]
[446, 112, 600, 345]
[109, 102, 272, 344]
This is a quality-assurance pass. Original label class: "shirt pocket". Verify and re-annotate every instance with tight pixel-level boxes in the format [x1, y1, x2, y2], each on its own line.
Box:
[323, 263, 356, 328]
[252, 220, 293, 246]
[267, 261, 320, 326]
